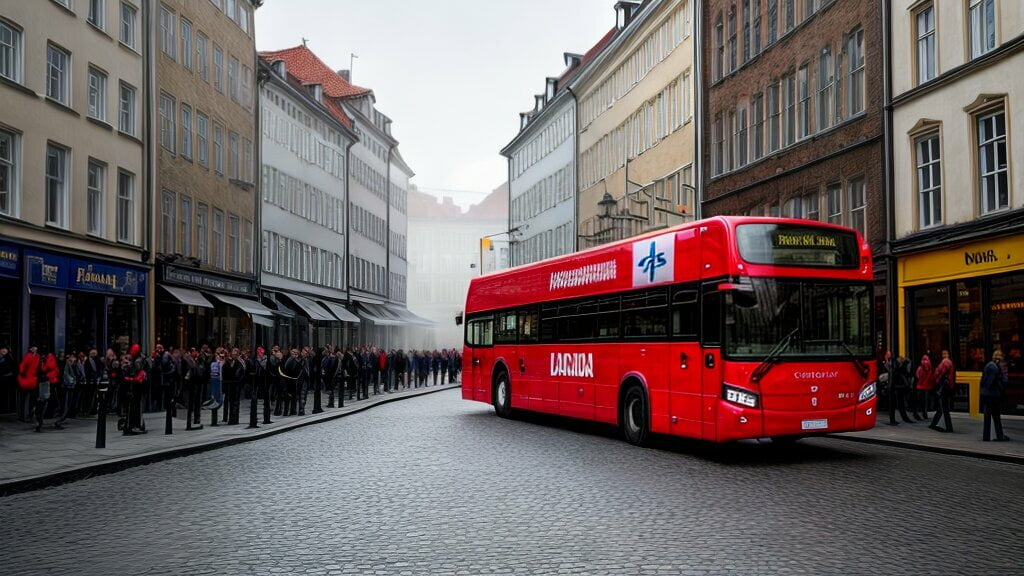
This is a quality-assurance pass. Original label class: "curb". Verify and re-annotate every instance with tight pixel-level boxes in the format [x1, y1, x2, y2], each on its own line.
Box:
[826, 433, 1024, 465]
[0, 384, 460, 497]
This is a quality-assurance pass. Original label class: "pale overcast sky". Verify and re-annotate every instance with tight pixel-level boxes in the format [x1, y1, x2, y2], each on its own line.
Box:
[256, 0, 613, 208]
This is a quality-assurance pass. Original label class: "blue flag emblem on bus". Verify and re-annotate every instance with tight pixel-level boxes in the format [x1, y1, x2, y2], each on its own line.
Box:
[632, 233, 674, 286]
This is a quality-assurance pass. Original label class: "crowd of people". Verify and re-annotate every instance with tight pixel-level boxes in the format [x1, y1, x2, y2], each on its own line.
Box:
[880, 347, 1011, 442]
[0, 343, 462, 435]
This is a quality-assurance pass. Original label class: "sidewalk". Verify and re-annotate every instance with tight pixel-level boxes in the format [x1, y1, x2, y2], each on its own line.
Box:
[0, 383, 460, 495]
[830, 412, 1024, 464]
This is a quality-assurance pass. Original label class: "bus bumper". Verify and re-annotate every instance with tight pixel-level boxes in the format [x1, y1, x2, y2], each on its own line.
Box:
[716, 397, 878, 441]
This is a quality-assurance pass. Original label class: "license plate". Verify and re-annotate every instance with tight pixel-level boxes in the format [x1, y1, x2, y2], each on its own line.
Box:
[801, 419, 828, 430]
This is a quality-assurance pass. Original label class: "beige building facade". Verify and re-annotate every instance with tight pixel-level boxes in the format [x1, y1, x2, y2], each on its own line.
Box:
[0, 0, 148, 356]
[889, 0, 1024, 415]
[151, 0, 264, 350]
[573, 0, 697, 248]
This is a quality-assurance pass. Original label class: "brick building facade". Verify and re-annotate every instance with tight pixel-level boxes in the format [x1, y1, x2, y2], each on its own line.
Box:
[700, 0, 888, 355]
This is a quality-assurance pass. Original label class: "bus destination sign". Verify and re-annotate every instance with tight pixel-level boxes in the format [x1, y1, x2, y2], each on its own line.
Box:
[737, 224, 858, 268]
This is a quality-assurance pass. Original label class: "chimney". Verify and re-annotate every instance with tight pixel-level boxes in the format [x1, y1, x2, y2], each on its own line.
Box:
[337, 69, 351, 82]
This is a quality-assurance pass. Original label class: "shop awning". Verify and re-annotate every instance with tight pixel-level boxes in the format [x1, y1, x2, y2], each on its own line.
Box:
[251, 315, 275, 327]
[207, 293, 276, 318]
[160, 285, 214, 309]
[383, 304, 435, 326]
[278, 292, 336, 322]
[354, 302, 404, 326]
[317, 300, 361, 323]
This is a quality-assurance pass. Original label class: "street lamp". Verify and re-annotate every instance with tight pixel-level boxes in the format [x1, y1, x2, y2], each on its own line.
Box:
[478, 225, 526, 275]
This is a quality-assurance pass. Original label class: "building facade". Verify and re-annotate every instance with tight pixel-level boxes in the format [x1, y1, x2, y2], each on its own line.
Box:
[151, 0, 265, 350]
[0, 0, 148, 357]
[257, 50, 359, 350]
[574, 0, 698, 250]
[701, 0, 887, 353]
[407, 184, 508, 350]
[888, 0, 1024, 415]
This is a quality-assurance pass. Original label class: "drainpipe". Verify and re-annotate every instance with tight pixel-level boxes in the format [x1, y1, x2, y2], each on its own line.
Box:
[567, 86, 580, 252]
[882, 0, 898, 357]
[143, 0, 155, 351]
[692, 0, 703, 220]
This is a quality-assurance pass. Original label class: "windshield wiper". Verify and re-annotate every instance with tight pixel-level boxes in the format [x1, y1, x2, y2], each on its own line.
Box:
[751, 327, 799, 383]
[838, 340, 870, 379]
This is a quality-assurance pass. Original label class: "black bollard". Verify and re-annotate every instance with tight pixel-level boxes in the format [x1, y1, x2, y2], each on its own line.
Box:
[95, 388, 107, 449]
[165, 389, 173, 435]
[312, 382, 323, 414]
[211, 406, 219, 427]
[247, 383, 259, 429]
[185, 387, 193, 431]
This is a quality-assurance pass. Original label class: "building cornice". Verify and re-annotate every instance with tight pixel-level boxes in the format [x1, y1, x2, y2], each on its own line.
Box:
[890, 208, 1024, 256]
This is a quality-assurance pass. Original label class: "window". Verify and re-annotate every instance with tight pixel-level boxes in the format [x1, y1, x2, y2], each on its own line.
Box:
[228, 56, 238, 102]
[46, 44, 70, 104]
[228, 214, 239, 271]
[213, 123, 223, 174]
[782, 73, 795, 146]
[159, 5, 175, 60]
[847, 177, 866, 236]
[826, 182, 842, 224]
[742, 0, 751, 63]
[0, 129, 17, 216]
[196, 113, 208, 167]
[737, 105, 748, 167]
[0, 21, 22, 84]
[767, 82, 780, 152]
[180, 18, 192, 70]
[969, 0, 996, 58]
[767, 0, 778, 44]
[915, 132, 942, 228]
[88, 0, 104, 29]
[846, 28, 865, 115]
[803, 190, 820, 221]
[752, 0, 761, 55]
[45, 144, 69, 228]
[113, 82, 135, 136]
[196, 203, 208, 263]
[159, 93, 175, 152]
[161, 190, 175, 254]
[239, 5, 250, 35]
[180, 195, 192, 257]
[797, 64, 811, 138]
[751, 92, 764, 160]
[213, 44, 224, 92]
[977, 108, 1008, 214]
[87, 67, 107, 121]
[727, 6, 737, 73]
[713, 113, 724, 175]
[241, 65, 252, 110]
[714, 16, 724, 80]
[242, 137, 252, 181]
[817, 46, 833, 131]
[180, 104, 192, 160]
[117, 170, 134, 243]
[119, 2, 136, 48]
[916, 4, 936, 84]
[242, 218, 252, 273]
[196, 34, 208, 82]
[212, 209, 224, 268]
[229, 131, 239, 179]
[87, 161, 104, 236]
[785, 0, 794, 31]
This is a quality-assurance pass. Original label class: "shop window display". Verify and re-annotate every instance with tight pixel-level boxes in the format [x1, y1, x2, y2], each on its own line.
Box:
[990, 273, 1024, 414]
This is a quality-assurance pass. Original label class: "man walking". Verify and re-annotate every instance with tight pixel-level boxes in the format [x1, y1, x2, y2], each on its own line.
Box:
[980, 349, 1010, 442]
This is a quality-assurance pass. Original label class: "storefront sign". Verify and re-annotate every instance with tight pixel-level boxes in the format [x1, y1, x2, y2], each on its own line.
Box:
[25, 249, 147, 296]
[0, 242, 19, 277]
[901, 235, 1021, 285]
[163, 265, 255, 296]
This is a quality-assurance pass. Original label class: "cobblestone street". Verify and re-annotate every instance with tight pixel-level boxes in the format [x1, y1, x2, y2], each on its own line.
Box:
[1, 388, 1022, 576]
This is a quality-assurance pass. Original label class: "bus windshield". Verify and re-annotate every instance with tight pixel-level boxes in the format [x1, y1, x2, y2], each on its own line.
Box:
[725, 279, 872, 359]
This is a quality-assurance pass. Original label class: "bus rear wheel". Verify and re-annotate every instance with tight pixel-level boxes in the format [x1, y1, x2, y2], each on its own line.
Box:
[620, 384, 649, 446]
[493, 371, 512, 418]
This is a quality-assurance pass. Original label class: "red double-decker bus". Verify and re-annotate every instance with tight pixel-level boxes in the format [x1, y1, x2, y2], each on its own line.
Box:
[462, 216, 877, 445]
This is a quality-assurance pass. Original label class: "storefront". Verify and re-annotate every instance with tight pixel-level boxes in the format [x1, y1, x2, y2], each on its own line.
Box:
[0, 241, 148, 358]
[898, 233, 1023, 416]
[156, 262, 272, 351]
[266, 291, 359, 350]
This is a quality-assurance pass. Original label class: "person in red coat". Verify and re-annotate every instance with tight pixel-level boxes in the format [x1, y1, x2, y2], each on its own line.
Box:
[913, 354, 935, 421]
[929, 350, 956, 433]
[18, 346, 40, 426]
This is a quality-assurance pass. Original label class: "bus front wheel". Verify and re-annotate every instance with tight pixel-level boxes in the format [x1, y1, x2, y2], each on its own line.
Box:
[620, 384, 649, 446]
[493, 371, 512, 418]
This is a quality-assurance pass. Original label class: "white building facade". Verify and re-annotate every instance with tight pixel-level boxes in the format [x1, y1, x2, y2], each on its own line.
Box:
[258, 56, 358, 349]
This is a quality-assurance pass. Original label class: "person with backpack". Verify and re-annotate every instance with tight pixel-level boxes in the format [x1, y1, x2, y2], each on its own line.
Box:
[980, 349, 1010, 442]
[929, 349, 956, 433]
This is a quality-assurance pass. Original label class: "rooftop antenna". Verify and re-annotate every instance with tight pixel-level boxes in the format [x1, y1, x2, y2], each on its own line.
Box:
[350, 53, 358, 83]
[301, 37, 309, 47]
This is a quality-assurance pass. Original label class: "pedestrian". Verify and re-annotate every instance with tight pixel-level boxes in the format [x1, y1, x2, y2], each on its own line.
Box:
[913, 353, 934, 421]
[891, 355, 915, 424]
[126, 345, 148, 434]
[980, 349, 1010, 442]
[181, 348, 203, 430]
[83, 348, 103, 417]
[55, 352, 81, 428]
[269, 346, 283, 416]
[297, 347, 312, 415]
[17, 346, 41, 430]
[0, 346, 15, 417]
[324, 346, 340, 408]
[431, 351, 440, 386]
[280, 348, 301, 416]
[929, 350, 956, 433]
[223, 348, 245, 424]
[205, 349, 224, 411]
[342, 347, 358, 402]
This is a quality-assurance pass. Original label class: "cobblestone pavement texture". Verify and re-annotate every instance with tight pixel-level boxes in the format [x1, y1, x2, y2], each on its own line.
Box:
[1, 388, 1022, 576]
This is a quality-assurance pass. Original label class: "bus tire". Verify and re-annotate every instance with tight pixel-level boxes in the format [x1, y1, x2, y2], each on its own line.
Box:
[493, 370, 512, 418]
[620, 383, 649, 446]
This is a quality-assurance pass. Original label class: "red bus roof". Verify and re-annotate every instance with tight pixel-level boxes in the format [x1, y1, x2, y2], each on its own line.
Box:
[465, 216, 871, 314]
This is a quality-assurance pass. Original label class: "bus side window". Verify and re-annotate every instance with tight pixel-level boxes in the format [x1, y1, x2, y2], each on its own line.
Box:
[481, 319, 494, 346]
[672, 289, 699, 340]
[518, 307, 539, 343]
[495, 311, 517, 344]
[702, 291, 723, 347]
[539, 303, 557, 342]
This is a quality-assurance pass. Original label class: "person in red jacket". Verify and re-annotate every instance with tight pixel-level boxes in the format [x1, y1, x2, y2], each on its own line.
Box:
[929, 350, 956, 433]
[17, 346, 40, 425]
[913, 353, 935, 421]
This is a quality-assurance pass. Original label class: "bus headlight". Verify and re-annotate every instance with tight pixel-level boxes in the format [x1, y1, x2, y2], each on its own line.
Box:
[858, 381, 876, 402]
[723, 384, 759, 409]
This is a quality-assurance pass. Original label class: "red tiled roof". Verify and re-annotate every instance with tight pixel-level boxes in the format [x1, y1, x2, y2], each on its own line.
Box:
[260, 45, 371, 98]
[557, 27, 616, 90]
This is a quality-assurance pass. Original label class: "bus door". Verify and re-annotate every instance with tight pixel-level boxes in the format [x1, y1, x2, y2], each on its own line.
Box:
[467, 316, 495, 403]
[669, 287, 703, 438]
[699, 222, 728, 440]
